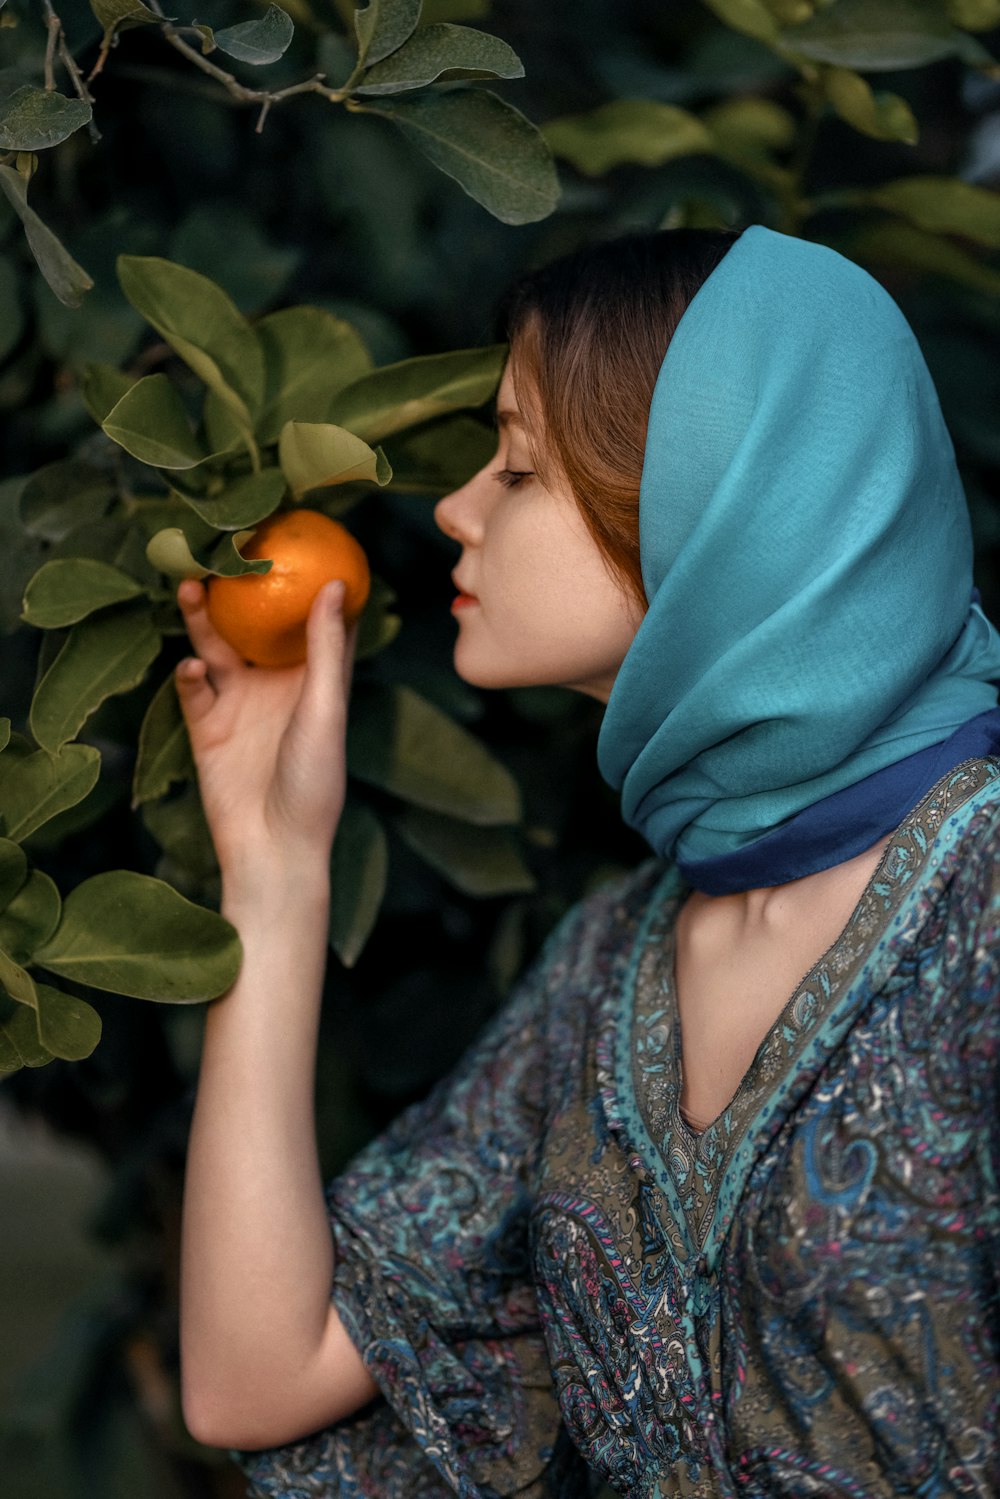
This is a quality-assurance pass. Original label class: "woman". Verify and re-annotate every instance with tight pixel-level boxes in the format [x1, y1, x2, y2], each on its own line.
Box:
[176, 226, 1000, 1497]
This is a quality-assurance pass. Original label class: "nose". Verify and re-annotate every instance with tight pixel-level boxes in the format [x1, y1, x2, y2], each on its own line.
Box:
[434, 470, 487, 547]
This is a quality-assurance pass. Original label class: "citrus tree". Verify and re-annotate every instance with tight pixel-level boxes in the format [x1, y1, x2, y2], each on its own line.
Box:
[1, 0, 999, 1494]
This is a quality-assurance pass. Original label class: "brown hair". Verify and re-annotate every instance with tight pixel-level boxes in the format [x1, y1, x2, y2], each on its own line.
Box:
[501, 229, 742, 609]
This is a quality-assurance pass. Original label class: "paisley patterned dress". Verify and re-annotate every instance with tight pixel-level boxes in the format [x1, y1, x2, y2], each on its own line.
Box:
[234, 757, 1000, 1498]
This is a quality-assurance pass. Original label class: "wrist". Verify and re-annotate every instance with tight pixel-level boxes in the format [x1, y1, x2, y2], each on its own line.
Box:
[219, 849, 331, 919]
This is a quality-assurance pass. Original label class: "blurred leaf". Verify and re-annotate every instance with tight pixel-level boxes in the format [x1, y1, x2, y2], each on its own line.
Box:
[19, 460, 113, 541]
[146, 526, 271, 581]
[329, 800, 388, 965]
[173, 468, 287, 530]
[0, 85, 92, 151]
[169, 205, 301, 316]
[840, 220, 1000, 296]
[0, 254, 23, 361]
[700, 0, 781, 43]
[356, 23, 523, 94]
[778, 0, 993, 70]
[132, 673, 194, 807]
[355, 574, 401, 659]
[0, 720, 8, 753]
[362, 88, 559, 224]
[355, 0, 422, 66]
[89, 0, 161, 45]
[0, 1023, 23, 1074]
[255, 306, 372, 445]
[22, 559, 144, 628]
[348, 682, 521, 824]
[143, 784, 219, 884]
[214, 3, 294, 63]
[29, 608, 161, 753]
[0, 868, 61, 962]
[34, 869, 241, 1001]
[279, 421, 391, 498]
[34, 982, 102, 1060]
[703, 95, 797, 153]
[863, 175, 1000, 246]
[0, 165, 93, 308]
[421, 0, 491, 17]
[946, 0, 1000, 26]
[544, 100, 713, 175]
[329, 345, 504, 442]
[396, 806, 535, 894]
[383, 413, 494, 492]
[116, 255, 265, 432]
[0, 743, 101, 842]
[0, 837, 27, 913]
[79, 362, 136, 425]
[822, 66, 919, 143]
[103, 375, 212, 469]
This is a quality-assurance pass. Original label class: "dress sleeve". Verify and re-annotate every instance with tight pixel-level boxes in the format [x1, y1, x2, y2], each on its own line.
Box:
[232, 900, 601, 1499]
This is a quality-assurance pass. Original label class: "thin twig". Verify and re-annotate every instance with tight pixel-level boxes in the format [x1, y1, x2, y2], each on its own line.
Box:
[40, 0, 101, 141]
[42, 2, 58, 90]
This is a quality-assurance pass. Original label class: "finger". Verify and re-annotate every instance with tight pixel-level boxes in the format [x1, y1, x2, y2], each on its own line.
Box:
[299, 581, 348, 727]
[174, 655, 218, 731]
[177, 579, 245, 678]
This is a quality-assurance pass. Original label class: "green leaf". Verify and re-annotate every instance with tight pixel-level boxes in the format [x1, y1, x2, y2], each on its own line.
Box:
[329, 800, 388, 966]
[383, 414, 495, 492]
[79, 362, 137, 425]
[702, 96, 797, 154]
[0, 254, 24, 362]
[0, 721, 8, 754]
[843, 220, 1000, 297]
[355, 0, 422, 66]
[214, 3, 293, 63]
[146, 527, 271, 582]
[947, 0, 1000, 27]
[396, 806, 535, 895]
[779, 0, 991, 70]
[0, 85, 92, 151]
[279, 421, 391, 499]
[33, 870, 242, 1001]
[22, 559, 144, 628]
[34, 983, 102, 1061]
[823, 67, 919, 144]
[116, 256, 265, 434]
[0, 1024, 24, 1075]
[700, 0, 782, 43]
[255, 306, 372, 446]
[0, 868, 61, 963]
[544, 100, 713, 176]
[2, 1001, 52, 1068]
[172, 468, 286, 530]
[354, 574, 401, 660]
[101, 373, 206, 469]
[347, 683, 522, 824]
[0, 165, 93, 309]
[0, 939, 37, 1005]
[29, 609, 161, 754]
[0, 743, 101, 843]
[864, 175, 1000, 247]
[18, 460, 113, 541]
[362, 88, 559, 225]
[421, 0, 491, 17]
[132, 674, 195, 807]
[142, 785, 219, 886]
[328, 345, 505, 443]
[356, 23, 524, 94]
[0, 837, 27, 913]
[89, 0, 162, 45]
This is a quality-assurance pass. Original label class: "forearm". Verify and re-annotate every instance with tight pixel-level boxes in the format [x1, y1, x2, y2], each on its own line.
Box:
[179, 855, 336, 1429]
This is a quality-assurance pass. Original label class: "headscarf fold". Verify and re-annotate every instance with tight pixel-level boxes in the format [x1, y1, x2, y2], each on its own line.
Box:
[597, 224, 1000, 892]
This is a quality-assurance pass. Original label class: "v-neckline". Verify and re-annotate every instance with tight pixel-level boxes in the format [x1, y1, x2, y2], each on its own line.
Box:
[604, 756, 1000, 1274]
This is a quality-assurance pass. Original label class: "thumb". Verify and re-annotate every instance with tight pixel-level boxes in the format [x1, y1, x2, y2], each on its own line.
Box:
[174, 656, 217, 731]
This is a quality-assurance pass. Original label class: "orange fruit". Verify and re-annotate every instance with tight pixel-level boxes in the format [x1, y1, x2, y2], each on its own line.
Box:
[206, 509, 370, 668]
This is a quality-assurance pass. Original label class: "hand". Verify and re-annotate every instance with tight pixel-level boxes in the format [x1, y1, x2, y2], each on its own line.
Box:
[174, 577, 356, 881]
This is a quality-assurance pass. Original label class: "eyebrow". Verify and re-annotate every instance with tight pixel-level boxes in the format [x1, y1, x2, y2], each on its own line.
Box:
[496, 408, 524, 430]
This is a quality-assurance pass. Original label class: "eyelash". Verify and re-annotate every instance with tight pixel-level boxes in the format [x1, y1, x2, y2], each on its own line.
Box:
[493, 468, 533, 488]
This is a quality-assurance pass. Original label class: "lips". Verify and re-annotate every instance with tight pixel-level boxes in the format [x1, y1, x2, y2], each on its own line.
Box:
[451, 572, 478, 609]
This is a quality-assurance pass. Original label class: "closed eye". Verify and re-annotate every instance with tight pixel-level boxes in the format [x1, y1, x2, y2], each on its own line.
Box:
[493, 468, 533, 488]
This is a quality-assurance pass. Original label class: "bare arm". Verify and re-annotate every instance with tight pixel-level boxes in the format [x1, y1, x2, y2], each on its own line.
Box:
[175, 578, 378, 1451]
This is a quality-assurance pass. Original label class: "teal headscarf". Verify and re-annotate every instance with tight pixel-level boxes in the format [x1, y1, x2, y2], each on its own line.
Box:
[597, 225, 1000, 882]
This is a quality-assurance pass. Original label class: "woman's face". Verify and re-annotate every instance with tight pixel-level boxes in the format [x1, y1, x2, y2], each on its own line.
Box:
[433, 365, 646, 703]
